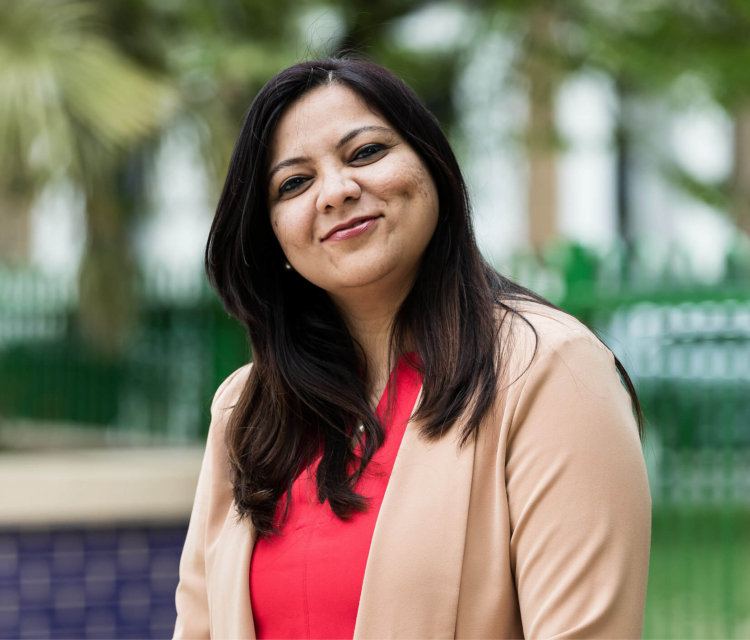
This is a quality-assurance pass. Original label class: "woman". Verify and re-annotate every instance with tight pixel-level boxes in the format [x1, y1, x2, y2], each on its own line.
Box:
[174, 55, 651, 640]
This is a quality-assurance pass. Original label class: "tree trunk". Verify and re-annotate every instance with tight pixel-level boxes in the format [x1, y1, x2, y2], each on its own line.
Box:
[77, 181, 138, 358]
[524, 4, 559, 254]
[615, 128, 631, 243]
[615, 80, 635, 274]
[0, 180, 33, 266]
[732, 101, 750, 240]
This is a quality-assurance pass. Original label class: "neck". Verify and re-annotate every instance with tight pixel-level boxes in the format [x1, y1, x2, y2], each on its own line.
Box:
[328, 271, 416, 408]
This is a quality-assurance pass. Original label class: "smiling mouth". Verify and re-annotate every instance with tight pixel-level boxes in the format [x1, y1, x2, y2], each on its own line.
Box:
[323, 215, 383, 241]
[341, 217, 374, 231]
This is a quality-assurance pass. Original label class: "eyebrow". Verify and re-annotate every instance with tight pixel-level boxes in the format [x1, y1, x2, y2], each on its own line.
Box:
[267, 125, 394, 183]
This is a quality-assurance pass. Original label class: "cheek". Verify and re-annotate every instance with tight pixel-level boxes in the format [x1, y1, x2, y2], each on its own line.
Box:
[374, 155, 436, 211]
[383, 159, 439, 231]
[413, 164, 439, 218]
[376, 157, 418, 197]
[271, 207, 311, 253]
[402, 164, 439, 255]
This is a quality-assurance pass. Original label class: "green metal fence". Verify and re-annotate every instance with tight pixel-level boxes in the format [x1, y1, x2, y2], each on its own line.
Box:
[1, 243, 749, 637]
[0, 267, 249, 446]
[502, 242, 750, 639]
[590, 301, 750, 639]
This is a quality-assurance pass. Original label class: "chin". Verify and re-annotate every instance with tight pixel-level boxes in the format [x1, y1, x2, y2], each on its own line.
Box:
[327, 260, 396, 292]
[339, 268, 390, 289]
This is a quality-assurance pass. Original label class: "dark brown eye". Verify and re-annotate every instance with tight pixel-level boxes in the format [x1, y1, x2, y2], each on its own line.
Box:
[278, 176, 308, 195]
[353, 143, 385, 161]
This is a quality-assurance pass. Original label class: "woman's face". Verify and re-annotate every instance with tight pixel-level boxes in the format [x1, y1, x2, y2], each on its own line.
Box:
[266, 83, 439, 299]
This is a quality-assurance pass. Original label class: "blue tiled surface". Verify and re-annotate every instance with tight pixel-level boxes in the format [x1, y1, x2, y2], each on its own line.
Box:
[0, 524, 188, 639]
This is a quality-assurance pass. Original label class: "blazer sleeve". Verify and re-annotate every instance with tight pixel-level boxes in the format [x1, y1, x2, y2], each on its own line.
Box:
[505, 329, 652, 639]
[173, 366, 247, 640]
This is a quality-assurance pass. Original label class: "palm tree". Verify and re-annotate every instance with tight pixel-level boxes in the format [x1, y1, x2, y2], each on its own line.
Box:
[0, 0, 178, 354]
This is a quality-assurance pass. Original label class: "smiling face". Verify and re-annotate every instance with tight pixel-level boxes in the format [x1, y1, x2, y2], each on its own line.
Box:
[266, 83, 440, 301]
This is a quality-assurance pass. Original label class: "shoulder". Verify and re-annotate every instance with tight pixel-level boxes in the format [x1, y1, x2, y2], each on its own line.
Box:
[502, 298, 604, 350]
[498, 298, 612, 379]
[210, 362, 254, 417]
[200, 363, 254, 486]
[494, 299, 624, 416]
[495, 298, 638, 440]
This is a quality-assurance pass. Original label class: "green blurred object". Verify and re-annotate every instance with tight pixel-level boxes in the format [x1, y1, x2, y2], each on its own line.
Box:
[502, 240, 750, 638]
[0, 268, 249, 444]
[0, 339, 121, 425]
[647, 508, 750, 639]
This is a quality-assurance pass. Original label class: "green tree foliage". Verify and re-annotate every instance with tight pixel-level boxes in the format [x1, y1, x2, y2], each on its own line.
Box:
[0, 0, 179, 354]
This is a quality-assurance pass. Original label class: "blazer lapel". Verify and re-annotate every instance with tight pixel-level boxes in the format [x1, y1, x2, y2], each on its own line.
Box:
[207, 385, 477, 640]
[353, 386, 478, 639]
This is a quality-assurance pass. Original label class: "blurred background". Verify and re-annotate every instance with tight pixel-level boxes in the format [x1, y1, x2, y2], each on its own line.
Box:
[0, 0, 749, 638]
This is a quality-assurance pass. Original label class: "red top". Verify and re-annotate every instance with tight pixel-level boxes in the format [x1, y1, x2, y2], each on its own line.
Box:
[249, 353, 422, 639]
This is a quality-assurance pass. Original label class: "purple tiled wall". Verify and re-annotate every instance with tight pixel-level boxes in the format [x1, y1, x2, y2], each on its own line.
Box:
[0, 524, 188, 639]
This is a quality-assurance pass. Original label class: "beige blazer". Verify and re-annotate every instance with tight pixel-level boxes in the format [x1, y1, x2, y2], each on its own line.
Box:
[173, 301, 652, 639]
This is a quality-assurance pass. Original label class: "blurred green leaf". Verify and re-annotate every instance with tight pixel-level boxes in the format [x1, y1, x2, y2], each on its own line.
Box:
[0, 0, 178, 182]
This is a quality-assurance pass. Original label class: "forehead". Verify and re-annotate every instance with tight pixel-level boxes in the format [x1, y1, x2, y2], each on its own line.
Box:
[268, 84, 387, 157]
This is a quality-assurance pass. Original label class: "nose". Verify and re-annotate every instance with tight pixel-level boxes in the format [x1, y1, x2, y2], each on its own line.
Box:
[315, 169, 361, 213]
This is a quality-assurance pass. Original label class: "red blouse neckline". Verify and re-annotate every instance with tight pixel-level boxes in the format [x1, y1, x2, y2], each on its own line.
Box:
[249, 349, 423, 640]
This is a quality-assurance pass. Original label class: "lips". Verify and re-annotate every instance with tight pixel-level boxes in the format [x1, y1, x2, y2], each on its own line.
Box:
[322, 215, 382, 241]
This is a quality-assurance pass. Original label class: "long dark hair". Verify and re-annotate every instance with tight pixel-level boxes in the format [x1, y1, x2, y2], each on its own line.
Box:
[205, 54, 644, 537]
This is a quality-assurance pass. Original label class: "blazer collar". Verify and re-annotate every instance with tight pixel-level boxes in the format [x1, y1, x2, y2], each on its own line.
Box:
[209, 384, 477, 639]
[353, 385, 477, 638]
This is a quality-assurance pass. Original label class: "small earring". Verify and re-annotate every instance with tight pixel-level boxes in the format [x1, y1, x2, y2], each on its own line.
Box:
[284, 260, 293, 271]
